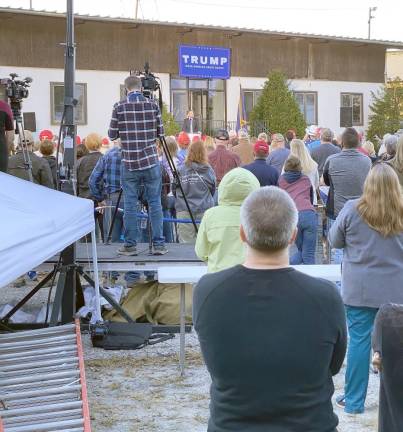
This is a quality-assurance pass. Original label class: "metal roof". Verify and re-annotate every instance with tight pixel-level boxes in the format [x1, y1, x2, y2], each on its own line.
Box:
[1, 6, 403, 48]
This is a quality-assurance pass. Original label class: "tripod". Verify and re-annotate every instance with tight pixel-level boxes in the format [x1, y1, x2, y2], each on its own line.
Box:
[10, 100, 34, 183]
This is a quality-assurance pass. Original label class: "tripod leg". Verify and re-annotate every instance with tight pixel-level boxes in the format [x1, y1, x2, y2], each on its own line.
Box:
[106, 189, 123, 244]
[0, 269, 57, 323]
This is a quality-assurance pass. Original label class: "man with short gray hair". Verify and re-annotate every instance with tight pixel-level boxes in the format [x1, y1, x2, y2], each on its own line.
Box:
[310, 127, 341, 178]
[194, 186, 347, 432]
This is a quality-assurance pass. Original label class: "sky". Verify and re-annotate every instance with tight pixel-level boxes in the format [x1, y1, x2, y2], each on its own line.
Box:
[1, 0, 403, 43]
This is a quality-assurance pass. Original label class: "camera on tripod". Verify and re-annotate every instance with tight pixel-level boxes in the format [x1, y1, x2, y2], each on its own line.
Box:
[130, 62, 159, 98]
[0, 73, 32, 104]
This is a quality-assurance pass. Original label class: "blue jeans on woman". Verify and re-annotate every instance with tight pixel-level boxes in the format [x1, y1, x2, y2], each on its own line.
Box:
[344, 305, 378, 414]
[290, 210, 317, 265]
[121, 163, 164, 247]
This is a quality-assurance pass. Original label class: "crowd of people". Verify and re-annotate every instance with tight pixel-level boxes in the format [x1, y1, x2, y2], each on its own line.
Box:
[1, 74, 403, 431]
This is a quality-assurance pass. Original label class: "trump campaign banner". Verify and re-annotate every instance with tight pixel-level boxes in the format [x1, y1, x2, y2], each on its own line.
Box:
[178, 45, 231, 79]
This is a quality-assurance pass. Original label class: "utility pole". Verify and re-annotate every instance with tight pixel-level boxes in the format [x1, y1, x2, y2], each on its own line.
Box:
[135, 0, 140, 19]
[368, 6, 377, 39]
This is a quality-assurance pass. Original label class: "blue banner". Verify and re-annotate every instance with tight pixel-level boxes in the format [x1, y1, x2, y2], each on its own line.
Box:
[178, 45, 231, 79]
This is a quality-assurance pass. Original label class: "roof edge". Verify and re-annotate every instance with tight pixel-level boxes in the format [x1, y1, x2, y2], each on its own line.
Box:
[1, 6, 403, 48]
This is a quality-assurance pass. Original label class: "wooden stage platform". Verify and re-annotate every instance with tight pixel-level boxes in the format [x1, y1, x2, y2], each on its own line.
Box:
[42, 243, 203, 272]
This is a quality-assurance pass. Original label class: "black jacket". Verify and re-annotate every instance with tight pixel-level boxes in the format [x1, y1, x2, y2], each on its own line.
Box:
[182, 117, 200, 133]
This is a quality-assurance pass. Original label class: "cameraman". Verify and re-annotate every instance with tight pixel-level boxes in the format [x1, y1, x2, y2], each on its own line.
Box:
[0, 99, 14, 173]
[108, 75, 167, 256]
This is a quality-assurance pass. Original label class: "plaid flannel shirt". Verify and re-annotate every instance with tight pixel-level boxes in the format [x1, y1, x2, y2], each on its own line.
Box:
[89, 147, 122, 201]
[108, 91, 164, 171]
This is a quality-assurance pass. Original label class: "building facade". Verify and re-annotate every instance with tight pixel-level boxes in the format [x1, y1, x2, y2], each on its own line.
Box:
[1, 8, 402, 138]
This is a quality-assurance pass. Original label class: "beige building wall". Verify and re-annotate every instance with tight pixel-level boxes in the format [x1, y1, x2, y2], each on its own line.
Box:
[386, 50, 403, 80]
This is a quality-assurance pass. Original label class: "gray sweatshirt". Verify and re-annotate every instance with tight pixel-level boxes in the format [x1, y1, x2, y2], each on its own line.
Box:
[329, 199, 403, 308]
[175, 162, 216, 213]
[323, 149, 371, 218]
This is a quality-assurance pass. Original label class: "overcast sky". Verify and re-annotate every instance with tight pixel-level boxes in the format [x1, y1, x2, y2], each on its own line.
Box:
[2, 0, 403, 42]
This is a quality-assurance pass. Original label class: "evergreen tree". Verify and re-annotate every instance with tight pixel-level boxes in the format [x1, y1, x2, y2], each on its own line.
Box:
[367, 78, 403, 143]
[250, 71, 306, 138]
[162, 103, 181, 136]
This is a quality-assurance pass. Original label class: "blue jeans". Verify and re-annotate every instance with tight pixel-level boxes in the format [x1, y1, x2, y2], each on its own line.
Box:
[327, 217, 344, 266]
[121, 163, 164, 247]
[290, 210, 317, 265]
[344, 305, 378, 413]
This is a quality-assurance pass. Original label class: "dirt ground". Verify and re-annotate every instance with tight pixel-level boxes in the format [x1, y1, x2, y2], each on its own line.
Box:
[83, 332, 380, 432]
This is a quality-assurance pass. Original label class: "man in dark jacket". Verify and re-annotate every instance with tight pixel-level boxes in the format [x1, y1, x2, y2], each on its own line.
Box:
[243, 140, 279, 186]
[8, 129, 54, 188]
[194, 186, 347, 432]
[182, 110, 200, 134]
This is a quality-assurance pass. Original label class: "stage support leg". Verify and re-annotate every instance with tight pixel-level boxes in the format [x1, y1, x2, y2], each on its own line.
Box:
[179, 283, 186, 376]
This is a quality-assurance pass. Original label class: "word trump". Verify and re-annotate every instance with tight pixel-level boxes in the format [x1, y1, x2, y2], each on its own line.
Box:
[181, 55, 228, 67]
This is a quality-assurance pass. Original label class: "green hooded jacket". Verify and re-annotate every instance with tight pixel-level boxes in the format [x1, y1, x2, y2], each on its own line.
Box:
[195, 167, 260, 273]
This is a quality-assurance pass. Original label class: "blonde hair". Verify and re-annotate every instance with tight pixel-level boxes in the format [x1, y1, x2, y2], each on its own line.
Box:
[85, 133, 102, 151]
[164, 136, 178, 158]
[185, 140, 208, 165]
[290, 139, 317, 174]
[362, 140, 376, 157]
[357, 163, 403, 236]
[204, 136, 215, 153]
[391, 135, 403, 172]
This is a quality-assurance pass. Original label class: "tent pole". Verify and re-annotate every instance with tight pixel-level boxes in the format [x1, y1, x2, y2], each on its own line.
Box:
[90, 230, 102, 322]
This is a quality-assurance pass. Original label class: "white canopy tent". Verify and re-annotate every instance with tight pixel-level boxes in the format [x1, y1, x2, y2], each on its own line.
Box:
[0, 172, 102, 321]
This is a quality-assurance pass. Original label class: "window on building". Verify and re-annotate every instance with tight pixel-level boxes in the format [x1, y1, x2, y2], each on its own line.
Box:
[170, 76, 226, 132]
[50, 82, 87, 125]
[294, 92, 317, 125]
[340, 93, 363, 127]
[242, 90, 262, 121]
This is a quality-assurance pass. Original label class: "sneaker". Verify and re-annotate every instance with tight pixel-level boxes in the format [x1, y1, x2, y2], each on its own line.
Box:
[153, 244, 168, 255]
[335, 395, 363, 415]
[335, 395, 345, 409]
[117, 245, 138, 256]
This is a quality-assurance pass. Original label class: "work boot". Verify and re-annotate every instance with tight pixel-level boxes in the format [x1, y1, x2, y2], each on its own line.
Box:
[117, 245, 138, 256]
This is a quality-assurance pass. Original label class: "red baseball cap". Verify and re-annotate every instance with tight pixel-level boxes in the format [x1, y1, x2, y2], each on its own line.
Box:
[39, 129, 53, 141]
[254, 140, 269, 154]
[76, 135, 81, 145]
[177, 131, 190, 147]
[102, 137, 109, 146]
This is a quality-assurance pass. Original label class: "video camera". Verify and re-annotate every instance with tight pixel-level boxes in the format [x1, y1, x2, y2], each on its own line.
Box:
[0, 73, 32, 103]
[0, 73, 33, 119]
[129, 62, 160, 98]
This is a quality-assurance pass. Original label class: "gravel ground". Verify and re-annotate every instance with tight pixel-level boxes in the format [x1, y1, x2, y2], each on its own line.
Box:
[1, 278, 379, 432]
